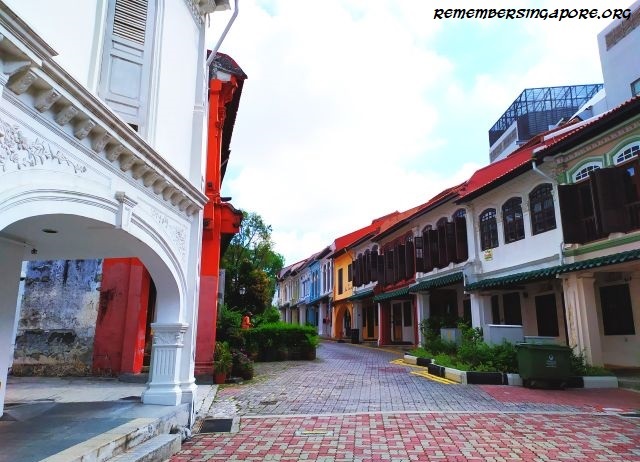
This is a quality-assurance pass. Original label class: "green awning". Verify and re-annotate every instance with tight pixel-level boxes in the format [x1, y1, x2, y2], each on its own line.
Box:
[345, 288, 374, 301]
[409, 272, 463, 293]
[465, 248, 640, 291]
[373, 286, 411, 302]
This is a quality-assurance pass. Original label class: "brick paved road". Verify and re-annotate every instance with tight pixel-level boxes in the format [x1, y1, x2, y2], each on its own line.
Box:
[173, 341, 640, 461]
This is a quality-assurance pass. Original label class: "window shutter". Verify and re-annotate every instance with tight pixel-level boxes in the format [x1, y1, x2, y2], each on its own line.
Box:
[590, 168, 631, 234]
[370, 250, 379, 282]
[353, 258, 360, 287]
[558, 183, 586, 244]
[437, 224, 447, 268]
[377, 253, 384, 285]
[393, 245, 400, 283]
[99, 0, 155, 133]
[398, 244, 407, 280]
[405, 240, 415, 277]
[454, 217, 468, 262]
[445, 222, 456, 265]
[414, 236, 424, 273]
[363, 253, 370, 284]
[424, 230, 439, 272]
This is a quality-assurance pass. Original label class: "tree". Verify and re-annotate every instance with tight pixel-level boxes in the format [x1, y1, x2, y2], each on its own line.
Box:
[221, 211, 284, 314]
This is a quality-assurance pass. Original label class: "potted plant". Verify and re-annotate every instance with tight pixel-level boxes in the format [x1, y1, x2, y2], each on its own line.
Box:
[213, 341, 232, 384]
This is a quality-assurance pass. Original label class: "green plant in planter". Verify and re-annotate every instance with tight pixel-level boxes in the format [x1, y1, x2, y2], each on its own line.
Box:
[213, 341, 232, 383]
[302, 333, 319, 360]
[231, 349, 255, 380]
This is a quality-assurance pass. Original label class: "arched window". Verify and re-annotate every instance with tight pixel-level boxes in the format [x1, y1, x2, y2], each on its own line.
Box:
[529, 183, 556, 235]
[613, 142, 640, 165]
[453, 208, 466, 219]
[479, 209, 498, 250]
[502, 197, 524, 243]
[572, 162, 602, 182]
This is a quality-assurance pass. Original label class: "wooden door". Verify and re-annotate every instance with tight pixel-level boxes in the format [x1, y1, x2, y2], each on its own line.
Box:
[392, 303, 403, 341]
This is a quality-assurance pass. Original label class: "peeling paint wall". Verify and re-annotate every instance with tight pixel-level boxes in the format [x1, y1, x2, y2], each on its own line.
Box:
[12, 259, 102, 376]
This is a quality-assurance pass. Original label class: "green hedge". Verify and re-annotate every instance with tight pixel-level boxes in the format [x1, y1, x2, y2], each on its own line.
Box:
[243, 322, 319, 361]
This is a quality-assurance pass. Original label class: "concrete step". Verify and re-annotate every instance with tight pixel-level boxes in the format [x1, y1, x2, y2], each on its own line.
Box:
[41, 417, 160, 462]
[107, 433, 181, 462]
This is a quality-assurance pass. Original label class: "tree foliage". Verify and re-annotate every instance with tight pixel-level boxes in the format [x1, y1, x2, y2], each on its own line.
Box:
[221, 211, 284, 314]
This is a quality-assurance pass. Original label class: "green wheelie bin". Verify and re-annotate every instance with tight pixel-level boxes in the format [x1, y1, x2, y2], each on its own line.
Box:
[516, 343, 571, 389]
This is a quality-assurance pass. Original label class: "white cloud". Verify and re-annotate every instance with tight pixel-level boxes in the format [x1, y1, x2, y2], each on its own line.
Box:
[207, 0, 632, 264]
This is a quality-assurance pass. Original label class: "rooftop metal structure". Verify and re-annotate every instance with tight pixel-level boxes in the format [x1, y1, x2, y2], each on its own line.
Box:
[488, 84, 604, 150]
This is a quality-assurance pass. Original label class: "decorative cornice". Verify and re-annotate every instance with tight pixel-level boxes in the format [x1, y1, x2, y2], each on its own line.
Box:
[0, 117, 86, 174]
[553, 119, 640, 167]
[0, 11, 207, 218]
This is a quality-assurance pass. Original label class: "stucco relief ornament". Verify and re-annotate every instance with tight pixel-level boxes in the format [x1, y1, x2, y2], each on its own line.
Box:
[151, 209, 187, 260]
[0, 119, 86, 174]
[152, 330, 185, 346]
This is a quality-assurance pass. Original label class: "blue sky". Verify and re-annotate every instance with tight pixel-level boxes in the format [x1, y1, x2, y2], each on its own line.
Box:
[206, 0, 632, 265]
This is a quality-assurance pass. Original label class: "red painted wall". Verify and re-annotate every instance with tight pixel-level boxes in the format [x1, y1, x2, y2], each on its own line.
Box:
[93, 258, 150, 375]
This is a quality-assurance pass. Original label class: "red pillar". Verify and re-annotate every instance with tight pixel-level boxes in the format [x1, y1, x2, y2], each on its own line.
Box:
[378, 303, 391, 346]
[93, 258, 150, 375]
[194, 77, 241, 378]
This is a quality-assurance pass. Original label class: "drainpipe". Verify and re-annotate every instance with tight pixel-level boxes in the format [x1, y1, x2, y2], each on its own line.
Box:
[205, 0, 239, 69]
[531, 160, 565, 265]
[531, 159, 557, 185]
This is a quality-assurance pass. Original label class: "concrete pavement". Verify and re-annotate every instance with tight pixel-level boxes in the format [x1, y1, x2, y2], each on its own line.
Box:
[1, 376, 217, 461]
[174, 341, 640, 461]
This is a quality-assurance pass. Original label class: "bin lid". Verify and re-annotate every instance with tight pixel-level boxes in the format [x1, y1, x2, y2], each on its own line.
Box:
[516, 343, 571, 350]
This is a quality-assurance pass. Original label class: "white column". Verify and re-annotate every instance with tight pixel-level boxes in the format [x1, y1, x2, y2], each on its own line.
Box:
[562, 273, 603, 366]
[416, 292, 430, 347]
[318, 302, 325, 335]
[0, 240, 26, 417]
[143, 322, 188, 406]
[353, 302, 361, 341]
[470, 293, 493, 329]
[299, 306, 307, 325]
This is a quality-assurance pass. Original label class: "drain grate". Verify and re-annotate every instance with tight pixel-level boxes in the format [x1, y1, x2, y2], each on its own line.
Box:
[200, 418, 234, 433]
[620, 413, 640, 418]
[259, 400, 278, 405]
[295, 429, 334, 437]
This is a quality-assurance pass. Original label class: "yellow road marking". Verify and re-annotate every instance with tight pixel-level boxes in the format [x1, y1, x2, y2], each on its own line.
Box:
[389, 358, 458, 385]
[410, 370, 458, 385]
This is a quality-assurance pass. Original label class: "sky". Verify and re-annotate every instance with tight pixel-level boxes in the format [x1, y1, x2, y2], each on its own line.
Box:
[205, 0, 634, 266]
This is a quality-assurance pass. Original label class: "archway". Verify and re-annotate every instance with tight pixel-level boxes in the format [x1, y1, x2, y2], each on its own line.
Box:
[0, 199, 193, 415]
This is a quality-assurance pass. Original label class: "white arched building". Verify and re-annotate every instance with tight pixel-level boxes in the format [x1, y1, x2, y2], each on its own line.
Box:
[0, 0, 230, 417]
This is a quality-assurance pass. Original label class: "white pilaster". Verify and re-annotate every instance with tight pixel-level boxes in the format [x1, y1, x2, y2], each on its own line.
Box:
[142, 322, 189, 406]
[470, 293, 493, 329]
[0, 239, 25, 417]
[416, 292, 430, 347]
[562, 273, 603, 366]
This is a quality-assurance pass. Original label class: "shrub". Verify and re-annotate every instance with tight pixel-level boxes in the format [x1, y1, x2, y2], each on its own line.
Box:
[254, 306, 281, 327]
[216, 304, 245, 350]
[243, 322, 318, 361]
[570, 349, 614, 376]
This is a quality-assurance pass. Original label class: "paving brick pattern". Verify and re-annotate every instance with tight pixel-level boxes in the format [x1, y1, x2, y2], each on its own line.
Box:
[205, 342, 640, 417]
[173, 342, 640, 461]
[174, 413, 640, 461]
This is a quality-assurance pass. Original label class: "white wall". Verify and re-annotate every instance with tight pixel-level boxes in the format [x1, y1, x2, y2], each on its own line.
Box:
[3, 0, 106, 90]
[468, 169, 562, 276]
[598, 274, 640, 367]
[597, 0, 640, 109]
[151, 0, 202, 178]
